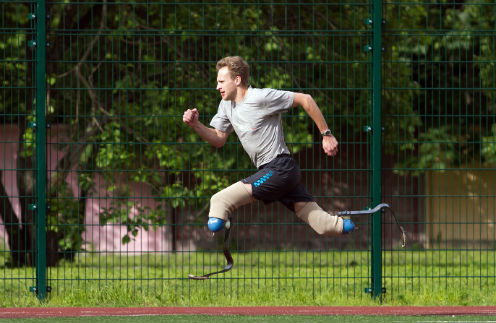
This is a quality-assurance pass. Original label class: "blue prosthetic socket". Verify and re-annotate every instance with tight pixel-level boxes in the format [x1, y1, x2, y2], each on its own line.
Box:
[342, 218, 355, 234]
[207, 217, 226, 232]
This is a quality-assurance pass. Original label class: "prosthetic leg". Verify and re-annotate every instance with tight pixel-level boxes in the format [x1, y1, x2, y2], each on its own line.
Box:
[189, 201, 406, 280]
[188, 217, 233, 280]
[188, 182, 251, 280]
[338, 203, 407, 248]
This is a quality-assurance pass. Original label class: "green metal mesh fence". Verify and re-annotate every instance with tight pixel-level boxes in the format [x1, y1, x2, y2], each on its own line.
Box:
[40, 0, 373, 302]
[0, 1, 38, 300]
[0, 0, 495, 305]
[382, 1, 496, 300]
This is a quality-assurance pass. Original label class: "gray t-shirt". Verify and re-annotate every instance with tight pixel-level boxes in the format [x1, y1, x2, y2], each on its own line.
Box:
[210, 87, 294, 168]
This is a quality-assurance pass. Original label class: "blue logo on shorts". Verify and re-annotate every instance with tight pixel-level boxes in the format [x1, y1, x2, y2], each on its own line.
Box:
[254, 171, 273, 188]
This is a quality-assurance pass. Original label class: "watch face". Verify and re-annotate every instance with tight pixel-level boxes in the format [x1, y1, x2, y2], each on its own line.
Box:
[322, 130, 332, 136]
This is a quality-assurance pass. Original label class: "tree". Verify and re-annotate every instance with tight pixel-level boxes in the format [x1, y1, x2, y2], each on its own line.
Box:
[2, 1, 492, 266]
[383, 1, 496, 172]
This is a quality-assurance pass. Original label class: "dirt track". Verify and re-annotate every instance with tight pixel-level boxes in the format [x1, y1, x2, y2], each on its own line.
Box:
[1, 306, 496, 318]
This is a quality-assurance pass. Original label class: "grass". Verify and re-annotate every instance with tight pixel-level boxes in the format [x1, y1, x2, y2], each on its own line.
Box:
[0, 250, 495, 307]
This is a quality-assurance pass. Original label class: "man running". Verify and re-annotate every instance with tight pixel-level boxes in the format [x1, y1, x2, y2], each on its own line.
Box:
[183, 56, 355, 236]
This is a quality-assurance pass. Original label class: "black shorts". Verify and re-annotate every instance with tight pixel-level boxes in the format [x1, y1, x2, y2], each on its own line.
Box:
[242, 154, 314, 212]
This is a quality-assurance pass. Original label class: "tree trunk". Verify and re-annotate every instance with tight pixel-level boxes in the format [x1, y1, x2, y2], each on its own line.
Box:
[16, 122, 35, 267]
[0, 171, 28, 267]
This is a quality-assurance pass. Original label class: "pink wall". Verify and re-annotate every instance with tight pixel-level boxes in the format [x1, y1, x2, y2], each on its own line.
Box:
[0, 125, 194, 253]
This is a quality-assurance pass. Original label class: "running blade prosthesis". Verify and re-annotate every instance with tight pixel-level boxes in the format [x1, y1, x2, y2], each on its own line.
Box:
[338, 203, 407, 248]
[188, 203, 406, 280]
[188, 217, 233, 280]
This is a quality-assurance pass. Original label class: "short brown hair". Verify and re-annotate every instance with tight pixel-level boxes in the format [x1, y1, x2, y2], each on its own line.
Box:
[216, 56, 250, 87]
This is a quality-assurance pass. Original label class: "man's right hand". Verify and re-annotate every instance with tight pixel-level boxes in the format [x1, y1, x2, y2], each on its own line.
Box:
[182, 108, 229, 148]
[183, 108, 199, 127]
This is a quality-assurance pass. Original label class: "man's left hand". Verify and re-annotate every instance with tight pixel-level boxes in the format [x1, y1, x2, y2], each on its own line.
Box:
[322, 135, 338, 156]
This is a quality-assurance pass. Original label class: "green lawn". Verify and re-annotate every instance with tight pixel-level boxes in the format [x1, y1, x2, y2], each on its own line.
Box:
[0, 250, 495, 307]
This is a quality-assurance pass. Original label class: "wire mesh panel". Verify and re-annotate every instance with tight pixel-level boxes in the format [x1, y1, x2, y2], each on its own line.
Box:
[0, 1, 38, 301]
[38, 1, 373, 303]
[382, 0, 496, 302]
[3, 0, 495, 306]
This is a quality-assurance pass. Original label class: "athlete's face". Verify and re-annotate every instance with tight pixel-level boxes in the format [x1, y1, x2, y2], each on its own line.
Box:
[216, 66, 239, 101]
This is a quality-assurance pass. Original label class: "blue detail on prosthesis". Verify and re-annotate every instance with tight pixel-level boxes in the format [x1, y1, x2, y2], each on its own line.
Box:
[342, 218, 355, 234]
[207, 217, 226, 232]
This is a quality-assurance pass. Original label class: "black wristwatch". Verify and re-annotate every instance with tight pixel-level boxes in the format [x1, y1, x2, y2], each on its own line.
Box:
[321, 129, 333, 137]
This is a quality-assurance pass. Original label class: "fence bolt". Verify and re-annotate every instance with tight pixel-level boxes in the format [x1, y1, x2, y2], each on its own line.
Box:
[364, 125, 372, 133]
[30, 286, 51, 293]
[28, 40, 37, 47]
[29, 204, 37, 211]
[364, 287, 386, 294]
[29, 122, 37, 128]
[364, 18, 373, 25]
[364, 45, 373, 52]
[28, 13, 36, 20]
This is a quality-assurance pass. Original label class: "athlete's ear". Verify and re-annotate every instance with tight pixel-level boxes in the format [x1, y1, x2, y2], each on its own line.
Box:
[234, 75, 242, 86]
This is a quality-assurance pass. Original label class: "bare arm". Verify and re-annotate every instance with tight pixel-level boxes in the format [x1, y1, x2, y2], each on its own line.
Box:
[183, 108, 229, 148]
[291, 93, 338, 156]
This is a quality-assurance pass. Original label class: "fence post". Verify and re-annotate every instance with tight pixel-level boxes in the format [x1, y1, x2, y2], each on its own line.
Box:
[34, 0, 48, 301]
[370, 0, 383, 300]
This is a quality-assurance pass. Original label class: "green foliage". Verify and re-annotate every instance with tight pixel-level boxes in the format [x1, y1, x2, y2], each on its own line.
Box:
[20, 122, 34, 158]
[47, 181, 85, 254]
[0, 3, 30, 119]
[385, 0, 495, 171]
[482, 124, 496, 165]
[396, 126, 463, 174]
[99, 201, 166, 245]
[46, 1, 375, 244]
[2, 1, 495, 252]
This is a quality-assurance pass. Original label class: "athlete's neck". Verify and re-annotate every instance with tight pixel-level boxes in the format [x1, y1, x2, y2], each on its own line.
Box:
[234, 87, 249, 104]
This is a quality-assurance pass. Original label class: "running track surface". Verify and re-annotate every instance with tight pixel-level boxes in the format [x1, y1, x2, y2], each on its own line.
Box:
[1, 307, 496, 318]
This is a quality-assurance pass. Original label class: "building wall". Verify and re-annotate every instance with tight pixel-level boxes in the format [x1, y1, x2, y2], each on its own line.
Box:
[425, 168, 496, 248]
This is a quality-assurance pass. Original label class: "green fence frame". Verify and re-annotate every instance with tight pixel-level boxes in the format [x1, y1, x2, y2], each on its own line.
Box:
[370, 0, 383, 299]
[34, 0, 47, 301]
[1, 0, 495, 304]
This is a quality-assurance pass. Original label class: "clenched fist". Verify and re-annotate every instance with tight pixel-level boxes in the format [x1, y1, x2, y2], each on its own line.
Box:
[183, 108, 199, 127]
[322, 135, 338, 157]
